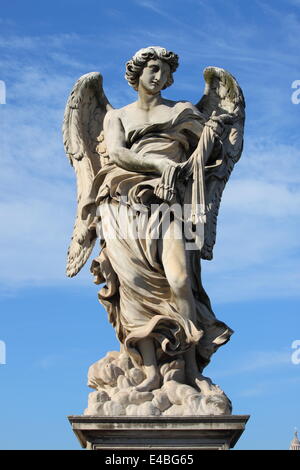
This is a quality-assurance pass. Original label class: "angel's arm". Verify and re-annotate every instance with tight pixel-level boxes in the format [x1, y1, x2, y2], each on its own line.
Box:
[104, 110, 174, 175]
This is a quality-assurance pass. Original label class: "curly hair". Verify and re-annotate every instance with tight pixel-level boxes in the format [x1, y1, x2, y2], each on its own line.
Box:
[125, 46, 179, 91]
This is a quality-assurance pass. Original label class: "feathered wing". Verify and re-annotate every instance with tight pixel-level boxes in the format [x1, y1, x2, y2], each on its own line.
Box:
[63, 72, 113, 277]
[195, 67, 245, 260]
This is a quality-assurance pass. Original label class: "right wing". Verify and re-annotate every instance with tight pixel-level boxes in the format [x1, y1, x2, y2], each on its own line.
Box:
[196, 67, 245, 260]
[62, 72, 113, 277]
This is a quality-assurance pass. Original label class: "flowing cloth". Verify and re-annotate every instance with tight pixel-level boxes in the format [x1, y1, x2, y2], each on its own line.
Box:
[87, 106, 233, 369]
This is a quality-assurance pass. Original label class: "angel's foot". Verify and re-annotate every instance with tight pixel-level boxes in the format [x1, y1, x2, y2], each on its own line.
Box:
[135, 371, 161, 392]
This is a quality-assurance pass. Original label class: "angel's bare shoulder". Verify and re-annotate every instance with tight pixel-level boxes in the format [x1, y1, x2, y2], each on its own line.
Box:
[173, 100, 203, 115]
[103, 102, 140, 125]
[157, 98, 198, 112]
[104, 107, 122, 122]
[103, 108, 125, 136]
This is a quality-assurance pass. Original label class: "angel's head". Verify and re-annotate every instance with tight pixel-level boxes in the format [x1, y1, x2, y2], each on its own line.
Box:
[125, 46, 179, 91]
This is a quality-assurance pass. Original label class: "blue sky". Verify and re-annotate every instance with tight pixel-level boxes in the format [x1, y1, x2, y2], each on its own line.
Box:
[0, 0, 299, 450]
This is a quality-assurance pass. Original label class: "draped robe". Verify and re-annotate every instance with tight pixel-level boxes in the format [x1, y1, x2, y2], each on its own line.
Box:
[86, 105, 233, 370]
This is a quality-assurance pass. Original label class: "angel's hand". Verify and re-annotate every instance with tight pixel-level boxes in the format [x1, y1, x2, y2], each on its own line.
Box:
[154, 159, 179, 202]
[211, 112, 235, 125]
[205, 119, 224, 138]
[157, 158, 178, 175]
[206, 111, 234, 138]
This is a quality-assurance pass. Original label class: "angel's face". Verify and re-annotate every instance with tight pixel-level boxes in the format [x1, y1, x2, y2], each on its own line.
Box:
[138, 59, 171, 94]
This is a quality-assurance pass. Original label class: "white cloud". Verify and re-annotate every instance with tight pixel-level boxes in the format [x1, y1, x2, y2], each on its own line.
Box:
[238, 375, 300, 398]
[213, 349, 292, 379]
[0, 32, 81, 51]
[238, 386, 265, 398]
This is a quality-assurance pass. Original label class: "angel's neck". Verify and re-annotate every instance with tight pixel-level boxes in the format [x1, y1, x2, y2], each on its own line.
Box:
[137, 90, 163, 110]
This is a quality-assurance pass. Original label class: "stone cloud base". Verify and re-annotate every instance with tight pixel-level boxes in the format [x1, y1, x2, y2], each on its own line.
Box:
[68, 415, 249, 450]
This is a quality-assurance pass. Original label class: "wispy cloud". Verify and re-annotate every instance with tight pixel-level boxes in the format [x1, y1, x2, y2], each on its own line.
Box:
[0, 32, 82, 50]
[35, 354, 65, 369]
[238, 375, 300, 398]
[239, 386, 266, 398]
[213, 349, 292, 379]
[134, 0, 163, 14]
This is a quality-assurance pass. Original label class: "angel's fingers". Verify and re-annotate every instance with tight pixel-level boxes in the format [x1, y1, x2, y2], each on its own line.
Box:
[211, 113, 227, 121]
[214, 114, 235, 125]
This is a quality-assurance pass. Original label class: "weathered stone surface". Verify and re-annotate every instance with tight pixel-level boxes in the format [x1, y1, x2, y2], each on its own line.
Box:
[152, 390, 172, 412]
[69, 415, 250, 450]
[83, 351, 231, 417]
[103, 400, 126, 417]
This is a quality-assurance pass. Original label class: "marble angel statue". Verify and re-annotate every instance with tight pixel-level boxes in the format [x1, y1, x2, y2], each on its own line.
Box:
[63, 47, 245, 417]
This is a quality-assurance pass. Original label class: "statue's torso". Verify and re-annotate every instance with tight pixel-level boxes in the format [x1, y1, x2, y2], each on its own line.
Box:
[117, 100, 202, 138]
[112, 100, 204, 163]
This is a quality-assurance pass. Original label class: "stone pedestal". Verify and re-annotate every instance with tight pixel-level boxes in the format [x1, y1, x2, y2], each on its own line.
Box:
[68, 415, 249, 450]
